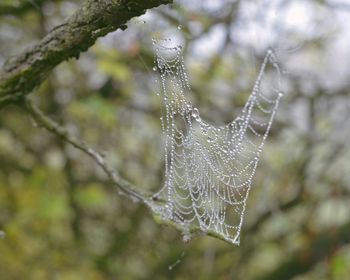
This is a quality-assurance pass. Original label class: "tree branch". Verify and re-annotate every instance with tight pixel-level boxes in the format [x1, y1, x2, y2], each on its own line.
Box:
[23, 97, 150, 204]
[0, 0, 172, 98]
[22, 98, 235, 245]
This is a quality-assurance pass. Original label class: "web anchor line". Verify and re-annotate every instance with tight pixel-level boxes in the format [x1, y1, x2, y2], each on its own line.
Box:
[150, 41, 284, 245]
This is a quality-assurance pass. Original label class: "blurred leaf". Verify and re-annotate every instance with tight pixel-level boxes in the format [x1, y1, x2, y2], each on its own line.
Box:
[38, 194, 70, 221]
[331, 246, 350, 280]
[95, 46, 131, 82]
[68, 96, 116, 126]
[75, 183, 107, 210]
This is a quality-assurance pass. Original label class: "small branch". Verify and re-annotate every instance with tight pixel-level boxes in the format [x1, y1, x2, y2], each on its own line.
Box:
[21, 98, 233, 245]
[23, 98, 149, 204]
[152, 212, 240, 246]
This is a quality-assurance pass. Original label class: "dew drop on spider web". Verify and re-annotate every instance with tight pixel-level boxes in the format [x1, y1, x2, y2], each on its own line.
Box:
[151, 39, 284, 245]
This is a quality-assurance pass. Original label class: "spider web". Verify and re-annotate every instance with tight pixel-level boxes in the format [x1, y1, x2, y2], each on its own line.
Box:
[149, 40, 283, 245]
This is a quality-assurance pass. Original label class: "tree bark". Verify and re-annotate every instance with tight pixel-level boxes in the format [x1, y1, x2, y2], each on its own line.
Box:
[0, 0, 172, 98]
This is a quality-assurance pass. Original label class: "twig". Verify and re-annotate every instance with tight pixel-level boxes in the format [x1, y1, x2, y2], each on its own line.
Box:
[21, 98, 234, 245]
[23, 98, 149, 204]
[152, 212, 240, 246]
[20, 97, 241, 245]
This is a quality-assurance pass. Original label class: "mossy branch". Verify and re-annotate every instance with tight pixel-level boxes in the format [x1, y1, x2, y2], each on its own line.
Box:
[0, 0, 172, 98]
[152, 212, 240, 246]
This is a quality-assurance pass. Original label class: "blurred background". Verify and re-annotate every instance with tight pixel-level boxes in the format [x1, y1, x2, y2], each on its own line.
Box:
[1, 0, 350, 279]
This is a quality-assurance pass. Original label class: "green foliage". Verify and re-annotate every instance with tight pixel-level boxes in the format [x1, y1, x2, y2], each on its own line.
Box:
[96, 48, 132, 83]
[68, 96, 117, 127]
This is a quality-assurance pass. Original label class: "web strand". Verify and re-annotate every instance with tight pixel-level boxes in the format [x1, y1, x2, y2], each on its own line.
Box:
[150, 40, 283, 245]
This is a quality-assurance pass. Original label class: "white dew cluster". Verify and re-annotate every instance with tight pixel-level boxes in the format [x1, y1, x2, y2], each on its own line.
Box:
[150, 39, 283, 245]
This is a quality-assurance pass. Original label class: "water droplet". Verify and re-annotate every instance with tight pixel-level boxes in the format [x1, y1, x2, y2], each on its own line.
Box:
[153, 66, 157, 71]
[183, 233, 191, 243]
[191, 108, 200, 121]
[177, 25, 182, 30]
[207, 136, 215, 143]
[201, 125, 208, 135]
